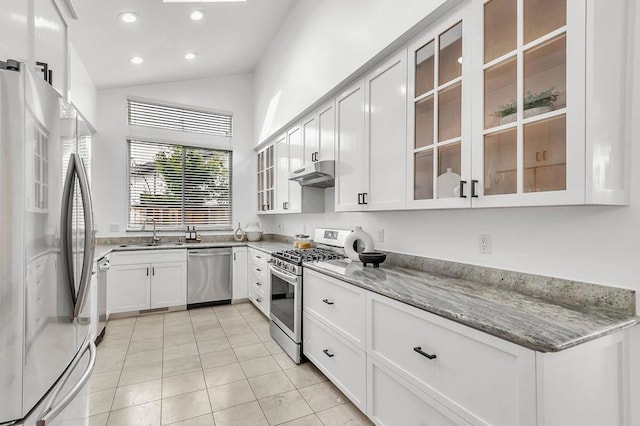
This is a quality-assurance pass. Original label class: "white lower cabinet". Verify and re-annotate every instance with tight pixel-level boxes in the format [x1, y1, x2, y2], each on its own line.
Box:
[301, 271, 631, 425]
[107, 250, 186, 315]
[107, 263, 150, 314]
[150, 261, 186, 308]
[367, 358, 470, 426]
[303, 312, 367, 411]
[367, 292, 536, 426]
[247, 248, 270, 317]
[232, 247, 248, 300]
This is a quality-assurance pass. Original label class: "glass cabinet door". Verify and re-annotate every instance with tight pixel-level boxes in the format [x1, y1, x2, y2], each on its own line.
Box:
[408, 11, 471, 208]
[478, 0, 571, 203]
[257, 145, 275, 212]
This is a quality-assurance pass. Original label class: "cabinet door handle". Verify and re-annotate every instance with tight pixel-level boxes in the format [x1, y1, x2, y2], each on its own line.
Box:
[322, 299, 334, 305]
[323, 349, 335, 358]
[413, 346, 437, 360]
[233, 253, 236, 261]
[536, 151, 541, 162]
[459, 180, 467, 198]
[362, 192, 368, 205]
[146, 267, 149, 277]
[357, 193, 362, 205]
[471, 180, 479, 198]
[152, 267, 155, 276]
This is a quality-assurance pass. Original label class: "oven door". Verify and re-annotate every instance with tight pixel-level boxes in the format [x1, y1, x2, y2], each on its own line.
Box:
[269, 264, 301, 343]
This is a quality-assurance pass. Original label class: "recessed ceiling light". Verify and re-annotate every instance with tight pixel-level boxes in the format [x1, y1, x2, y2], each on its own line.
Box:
[130, 56, 144, 65]
[119, 12, 139, 23]
[190, 10, 205, 20]
[185, 52, 197, 60]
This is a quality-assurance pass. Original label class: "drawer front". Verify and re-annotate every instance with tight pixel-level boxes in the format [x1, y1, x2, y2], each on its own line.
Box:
[303, 312, 366, 410]
[368, 293, 535, 426]
[110, 249, 186, 266]
[248, 248, 269, 268]
[303, 269, 365, 348]
[368, 359, 470, 426]
[249, 284, 268, 316]
[250, 264, 268, 286]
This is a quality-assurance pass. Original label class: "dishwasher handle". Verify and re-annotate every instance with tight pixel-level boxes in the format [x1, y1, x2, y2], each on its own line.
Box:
[188, 252, 231, 257]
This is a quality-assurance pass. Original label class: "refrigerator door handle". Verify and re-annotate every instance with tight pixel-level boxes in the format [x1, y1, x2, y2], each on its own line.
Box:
[36, 339, 96, 426]
[60, 155, 77, 310]
[73, 154, 95, 319]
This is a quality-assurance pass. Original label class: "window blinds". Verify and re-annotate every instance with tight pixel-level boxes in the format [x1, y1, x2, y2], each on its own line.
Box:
[127, 99, 233, 136]
[128, 140, 232, 230]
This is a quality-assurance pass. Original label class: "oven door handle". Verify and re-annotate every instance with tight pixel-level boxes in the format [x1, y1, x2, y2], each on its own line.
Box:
[268, 264, 299, 284]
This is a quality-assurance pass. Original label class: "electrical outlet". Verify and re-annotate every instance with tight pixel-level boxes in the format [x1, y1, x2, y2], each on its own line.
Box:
[479, 234, 491, 254]
[109, 223, 120, 233]
[377, 229, 385, 243]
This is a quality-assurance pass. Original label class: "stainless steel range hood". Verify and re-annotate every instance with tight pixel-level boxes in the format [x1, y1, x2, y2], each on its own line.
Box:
[288, 160, 335, 188]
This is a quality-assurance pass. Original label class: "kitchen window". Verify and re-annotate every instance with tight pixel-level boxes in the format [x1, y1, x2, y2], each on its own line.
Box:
[127, 98, 233, 136]
[127, 140, 232, 230]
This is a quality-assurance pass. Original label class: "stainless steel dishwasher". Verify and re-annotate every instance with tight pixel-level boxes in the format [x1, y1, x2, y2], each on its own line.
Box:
[187, 248, 232, 308]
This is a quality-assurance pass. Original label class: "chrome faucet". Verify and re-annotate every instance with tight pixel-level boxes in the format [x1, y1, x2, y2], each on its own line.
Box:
[141, 217, 161, 245]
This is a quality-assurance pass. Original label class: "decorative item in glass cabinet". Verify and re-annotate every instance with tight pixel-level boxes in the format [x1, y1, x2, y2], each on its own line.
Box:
[494, 87, 560, 125]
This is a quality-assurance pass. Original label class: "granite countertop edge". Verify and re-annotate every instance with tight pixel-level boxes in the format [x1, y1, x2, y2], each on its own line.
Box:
[302, 261, 640, 353]
[94, 240, 290, 261]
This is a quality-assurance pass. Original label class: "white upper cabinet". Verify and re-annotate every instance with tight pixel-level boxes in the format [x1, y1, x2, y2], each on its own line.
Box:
[407, 10, 472, 209]
[34, 0, 68, 96]
[336, 52, 408, 212]
[302, 113, 318, 164]
[469, 0, 631, 207]
[287, 125, 303, 212]
[366, 51, 408, 211]
[335, 80, 367, 211]
[303, 100, 336, 165]
[274, 133, 289, 213]
[317, 100, 336, 162]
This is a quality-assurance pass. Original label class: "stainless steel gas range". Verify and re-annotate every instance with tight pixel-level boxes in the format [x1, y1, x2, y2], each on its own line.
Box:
[268, 228, 350, 363]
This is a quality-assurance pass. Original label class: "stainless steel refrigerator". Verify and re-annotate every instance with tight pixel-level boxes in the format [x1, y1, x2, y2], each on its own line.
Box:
[0, 62, 96, 425]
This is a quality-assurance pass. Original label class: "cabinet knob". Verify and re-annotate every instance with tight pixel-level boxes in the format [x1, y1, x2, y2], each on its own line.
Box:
[322, 349, 335, 358]
[413, 346, 437, 360]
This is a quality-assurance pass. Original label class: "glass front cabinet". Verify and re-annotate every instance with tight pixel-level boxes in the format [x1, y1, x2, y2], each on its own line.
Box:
[405, 0, 631, 209]
[407, 10, 472, 209]
[257, 145, 274, 212]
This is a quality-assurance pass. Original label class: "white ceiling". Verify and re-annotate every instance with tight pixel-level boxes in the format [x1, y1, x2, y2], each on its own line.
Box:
[68, 0, 297, 89]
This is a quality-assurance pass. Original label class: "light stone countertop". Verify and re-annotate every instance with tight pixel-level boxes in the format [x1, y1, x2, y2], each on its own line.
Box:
[303, 259, 640, 353]
[94, 240, 291, 261]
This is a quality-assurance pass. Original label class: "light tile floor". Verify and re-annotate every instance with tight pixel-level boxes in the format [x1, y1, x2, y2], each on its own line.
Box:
[88, 302, 373, 426]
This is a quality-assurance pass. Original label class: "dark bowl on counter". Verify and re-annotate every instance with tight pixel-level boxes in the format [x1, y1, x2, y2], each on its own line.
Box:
[359, 252, 386, 268]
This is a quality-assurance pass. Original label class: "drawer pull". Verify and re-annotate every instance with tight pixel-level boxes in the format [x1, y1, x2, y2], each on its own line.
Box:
[256, 297, 262, 303]
[256, 268, 262, 272]
[413, 347, 437, 360]
[322, 349, 335, 358]
[322, 299, 334, 305]
[256, 282, 262, 286]
[256, 255, 262, 259]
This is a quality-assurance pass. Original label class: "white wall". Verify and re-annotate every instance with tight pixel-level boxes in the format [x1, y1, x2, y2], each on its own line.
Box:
[93, 73, 256, 237]
[253, 0, 449, 145]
